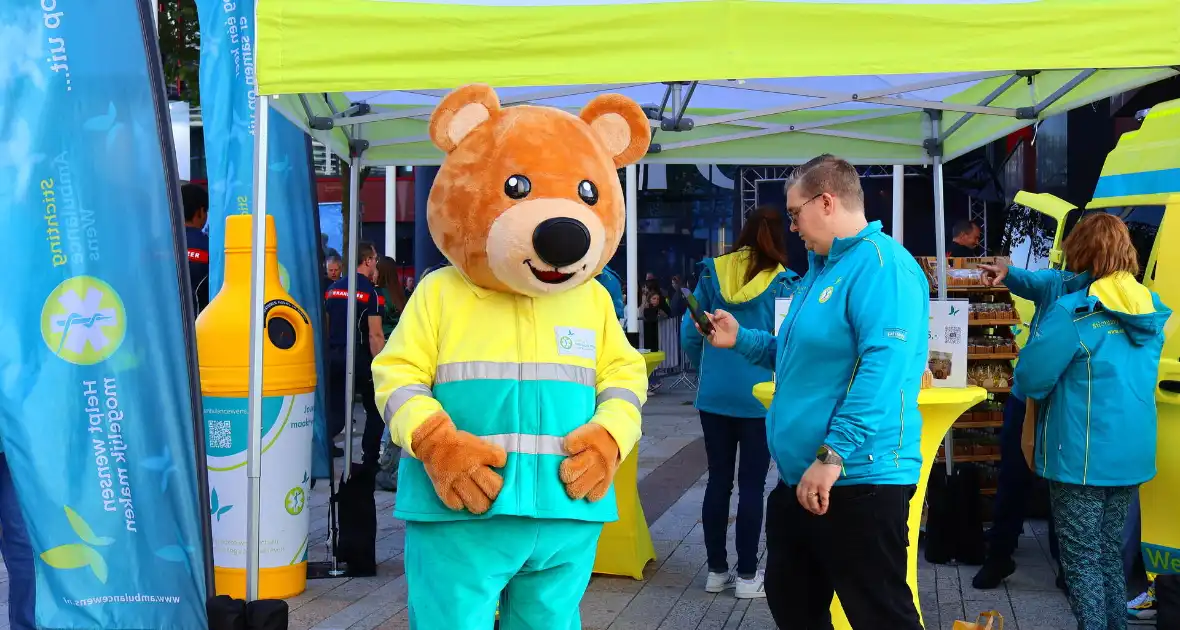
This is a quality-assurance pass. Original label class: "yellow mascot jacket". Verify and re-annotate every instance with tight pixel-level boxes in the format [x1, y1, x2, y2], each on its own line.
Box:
[373, 266, 647, 523]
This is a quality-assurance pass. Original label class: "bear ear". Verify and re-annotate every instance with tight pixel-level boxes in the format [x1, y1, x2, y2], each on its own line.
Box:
[429, 84, 502, 153]
[580, 94, 651, 168]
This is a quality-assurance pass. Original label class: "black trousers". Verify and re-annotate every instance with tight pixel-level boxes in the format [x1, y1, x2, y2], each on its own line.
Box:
[989, 395, 1060, 561]
[327, 352, 384, 470]
[764, 481, 922, 630]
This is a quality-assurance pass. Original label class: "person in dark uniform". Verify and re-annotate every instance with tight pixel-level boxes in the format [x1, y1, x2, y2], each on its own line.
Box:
[182, 183, 211, 314]
[419, 259, 451, 280]
[949, 219, 984, 258]
[324, 242, 387, 468]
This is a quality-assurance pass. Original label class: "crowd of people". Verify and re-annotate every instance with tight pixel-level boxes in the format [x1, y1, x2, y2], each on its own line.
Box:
[0, 160, 1157, 629]
[670, 155, 1167, 630]
[178, 160, 1165, 629]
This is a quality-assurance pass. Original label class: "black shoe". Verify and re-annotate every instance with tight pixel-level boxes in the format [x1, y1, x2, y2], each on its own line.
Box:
[972, 557, 1016, 589]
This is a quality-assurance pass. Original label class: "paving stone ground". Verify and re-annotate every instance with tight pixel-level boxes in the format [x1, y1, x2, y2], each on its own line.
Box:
[0, 389, 1074, 629]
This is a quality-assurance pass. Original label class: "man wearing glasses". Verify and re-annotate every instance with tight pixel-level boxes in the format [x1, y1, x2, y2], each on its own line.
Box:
[701, 154, 927, 628]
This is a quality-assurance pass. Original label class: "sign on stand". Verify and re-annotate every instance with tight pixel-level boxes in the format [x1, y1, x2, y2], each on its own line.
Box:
[928, 299, 969, 388]
[773, 297, 793, 336]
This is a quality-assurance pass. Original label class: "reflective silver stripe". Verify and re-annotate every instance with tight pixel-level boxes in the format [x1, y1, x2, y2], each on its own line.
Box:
[596, 387, 643, 410]
[434, 361, 595, 387]
[383, 384, 434, 422]
[401, 433, 567, 458]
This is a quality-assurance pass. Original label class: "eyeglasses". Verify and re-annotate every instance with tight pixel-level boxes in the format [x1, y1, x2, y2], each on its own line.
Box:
[786, 192, 824, 224]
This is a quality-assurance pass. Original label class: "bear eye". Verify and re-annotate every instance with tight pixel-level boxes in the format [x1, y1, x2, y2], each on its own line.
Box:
[578, 180, 599, 206]
[504, 175, 531, 200]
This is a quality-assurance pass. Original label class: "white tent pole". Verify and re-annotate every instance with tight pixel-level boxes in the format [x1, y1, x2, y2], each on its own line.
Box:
[933, 160, 948, 299]
[892, 165, 905, 244]
[385, 168, 397, 259]
[625, 164, 639, 335]
[245, 94, 271, 603]
[933, 156, 953, 476]
[342, 155, 362, 484]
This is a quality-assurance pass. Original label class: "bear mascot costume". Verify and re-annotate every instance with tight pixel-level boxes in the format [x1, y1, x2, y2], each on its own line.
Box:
[372, 84, 651, 629]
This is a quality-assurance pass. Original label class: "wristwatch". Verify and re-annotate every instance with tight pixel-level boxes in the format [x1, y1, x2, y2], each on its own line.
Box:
[816, 444, 843, 466]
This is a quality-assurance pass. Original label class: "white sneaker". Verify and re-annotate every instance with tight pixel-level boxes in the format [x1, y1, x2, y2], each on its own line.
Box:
[705, 571, 736, 593]
[735, 571, 767, 599]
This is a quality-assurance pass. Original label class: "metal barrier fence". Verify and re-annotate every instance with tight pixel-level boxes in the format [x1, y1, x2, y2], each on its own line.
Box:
[638, 315, 698, 391]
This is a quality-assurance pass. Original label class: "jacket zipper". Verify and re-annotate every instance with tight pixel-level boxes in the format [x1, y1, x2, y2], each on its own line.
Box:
[1040, 398, 1052, 478]
[894, 389, 904, 468]
[529, 297, 543, 512]
[1079, 339, 1093, 484]
[782, 266, 835, 350]
[514, 295, 530, 514]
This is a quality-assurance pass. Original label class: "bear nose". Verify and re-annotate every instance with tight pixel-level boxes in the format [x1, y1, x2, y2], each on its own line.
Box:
[532, 217, 591, 269]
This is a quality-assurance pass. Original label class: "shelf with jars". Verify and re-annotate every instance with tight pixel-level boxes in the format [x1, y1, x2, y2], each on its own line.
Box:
[919, 256, 1020, 518]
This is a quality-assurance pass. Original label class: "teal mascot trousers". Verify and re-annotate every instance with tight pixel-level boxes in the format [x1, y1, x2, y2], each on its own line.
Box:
[404, 515, 603, 629]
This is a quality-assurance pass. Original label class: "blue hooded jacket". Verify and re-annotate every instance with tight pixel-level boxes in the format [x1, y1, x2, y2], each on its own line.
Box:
[1016, 272, 1170, 487]
[1003, 265, 1092, 401]
[595, 266, 626, 321]
[680, 250, 798, 419]
[732, 222, 929, 486]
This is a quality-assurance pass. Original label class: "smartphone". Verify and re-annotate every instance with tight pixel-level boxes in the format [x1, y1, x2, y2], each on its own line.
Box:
[681, 287, 714, 335]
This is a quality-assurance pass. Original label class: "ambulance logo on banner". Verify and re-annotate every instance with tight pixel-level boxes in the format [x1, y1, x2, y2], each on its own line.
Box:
[41, 276, 127, 365]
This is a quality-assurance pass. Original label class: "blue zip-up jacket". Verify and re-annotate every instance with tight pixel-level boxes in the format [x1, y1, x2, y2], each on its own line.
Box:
[680, 250, 798, 419]
[1004, 266, 1093, 401]
[595, 266, 626, 321]
[732, 222, 929, 486]
[1015, 272, 1170, 486]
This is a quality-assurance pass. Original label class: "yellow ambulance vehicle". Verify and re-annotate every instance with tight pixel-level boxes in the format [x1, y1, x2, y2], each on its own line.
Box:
[1014, 97, 1180, 579]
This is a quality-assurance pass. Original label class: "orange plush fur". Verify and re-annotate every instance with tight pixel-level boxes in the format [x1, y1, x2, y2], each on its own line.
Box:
[410, 84, 650, 512]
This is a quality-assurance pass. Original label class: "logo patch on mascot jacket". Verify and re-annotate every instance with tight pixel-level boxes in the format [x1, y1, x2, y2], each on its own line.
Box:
[556, 327, 596, 359]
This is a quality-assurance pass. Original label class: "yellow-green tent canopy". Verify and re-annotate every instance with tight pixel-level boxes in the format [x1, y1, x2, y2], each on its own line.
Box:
[270, 69, 1175, 167]
[253, 0, 1180, 166]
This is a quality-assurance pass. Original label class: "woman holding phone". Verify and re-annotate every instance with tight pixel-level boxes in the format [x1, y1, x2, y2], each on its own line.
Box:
[680, 206, 798, 598]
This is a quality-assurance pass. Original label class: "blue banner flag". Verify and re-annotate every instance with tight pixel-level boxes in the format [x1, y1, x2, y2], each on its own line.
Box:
[0, 1, 209, 627]
[196, 0, 332, 479]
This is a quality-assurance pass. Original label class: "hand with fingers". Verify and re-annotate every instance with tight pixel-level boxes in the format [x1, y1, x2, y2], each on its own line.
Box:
[977, 263, 1008, 287]
[796, 460, 842, 516]
[411, 412, 507, 514]
[560, 424, 621, 502]
[698, 309, 740, 349]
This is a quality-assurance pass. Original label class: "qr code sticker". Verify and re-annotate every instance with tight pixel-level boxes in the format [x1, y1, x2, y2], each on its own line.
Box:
[209, 420, 233, 449]
[945, 326, 962, 345]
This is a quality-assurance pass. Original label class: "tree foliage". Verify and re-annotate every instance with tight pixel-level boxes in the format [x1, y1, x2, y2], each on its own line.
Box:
[157, 0, 201, 105]
[997, 202, 1053, 261]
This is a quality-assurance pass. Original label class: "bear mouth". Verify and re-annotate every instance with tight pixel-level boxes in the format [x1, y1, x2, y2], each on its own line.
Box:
[524, 260, 581, 285]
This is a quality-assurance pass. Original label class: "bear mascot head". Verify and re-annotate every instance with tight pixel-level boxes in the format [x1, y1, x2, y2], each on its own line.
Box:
[425, 84, 650, 295]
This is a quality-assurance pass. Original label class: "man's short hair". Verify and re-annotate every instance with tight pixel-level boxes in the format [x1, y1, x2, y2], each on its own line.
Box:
[358, 241, 377, 261]
[785, 154, 864, 209]
[952, 220, 979, 237]
[182, 183, 208, 222]
[325, 254, 342, 265]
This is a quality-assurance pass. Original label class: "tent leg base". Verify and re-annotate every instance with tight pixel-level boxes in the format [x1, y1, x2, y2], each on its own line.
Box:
[307, 562, 348, 579]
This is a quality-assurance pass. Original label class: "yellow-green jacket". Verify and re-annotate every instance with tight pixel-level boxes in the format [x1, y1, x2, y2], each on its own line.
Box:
[372, 266, 647, 523]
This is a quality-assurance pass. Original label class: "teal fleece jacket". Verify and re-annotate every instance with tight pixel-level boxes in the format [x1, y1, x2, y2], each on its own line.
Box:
[731, 222, 929, 486]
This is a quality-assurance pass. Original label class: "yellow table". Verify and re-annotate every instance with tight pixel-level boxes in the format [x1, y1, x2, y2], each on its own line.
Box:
[593, 351, 665, 578]
[753, 382, 986, 629]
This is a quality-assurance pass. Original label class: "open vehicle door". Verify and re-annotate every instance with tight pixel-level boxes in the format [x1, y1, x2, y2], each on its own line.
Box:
[1006, 191, 1075, 347]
